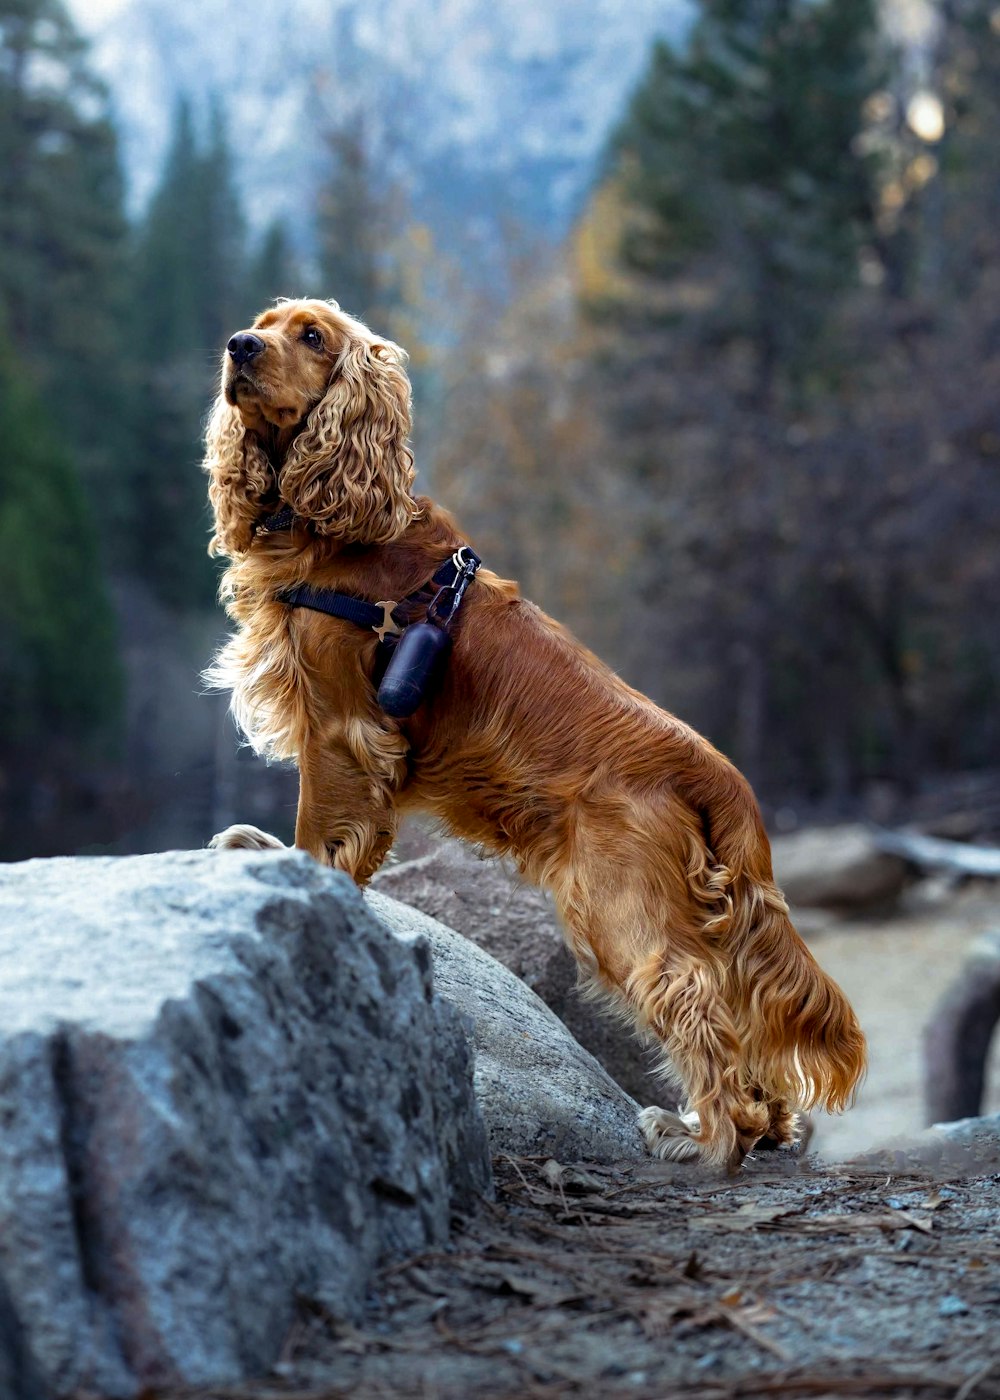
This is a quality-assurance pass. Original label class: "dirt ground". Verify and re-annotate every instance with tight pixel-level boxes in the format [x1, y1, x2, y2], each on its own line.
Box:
[171, 1148, 1000, 1400]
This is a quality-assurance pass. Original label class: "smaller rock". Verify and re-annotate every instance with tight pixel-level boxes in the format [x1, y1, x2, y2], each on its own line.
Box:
[938, 1295, 970, 1318]
[367, 891, 648, 1163]
[374, 839, 667, 1105]
[770, 825, 907, 911]
[851, 1112, 1000, 1173]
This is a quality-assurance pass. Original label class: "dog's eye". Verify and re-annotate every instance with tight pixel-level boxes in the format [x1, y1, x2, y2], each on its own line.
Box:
[302, 326, 324, 350]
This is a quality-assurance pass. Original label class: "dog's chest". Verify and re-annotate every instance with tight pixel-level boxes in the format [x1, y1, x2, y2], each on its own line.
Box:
[210, 601, 314, 762]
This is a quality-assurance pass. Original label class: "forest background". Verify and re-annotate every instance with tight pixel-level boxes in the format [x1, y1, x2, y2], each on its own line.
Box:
[1, 0, 998, 861]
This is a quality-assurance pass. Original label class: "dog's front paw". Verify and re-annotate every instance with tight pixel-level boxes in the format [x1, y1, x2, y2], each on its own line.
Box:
[208, 824, 286, 852]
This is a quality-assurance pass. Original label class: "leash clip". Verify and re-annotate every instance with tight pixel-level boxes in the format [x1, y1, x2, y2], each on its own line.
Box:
[428, 548, 480, 631]
[373, 601, 401, 643]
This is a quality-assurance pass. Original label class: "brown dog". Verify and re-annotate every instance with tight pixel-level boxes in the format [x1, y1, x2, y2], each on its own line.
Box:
[205, 298, 866, 1170]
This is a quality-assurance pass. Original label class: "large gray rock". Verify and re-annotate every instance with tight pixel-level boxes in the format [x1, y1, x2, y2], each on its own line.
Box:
[770, 824, 908, 911]
[374, 841, 664, 1106]
[0, 850, 490, 1398]
[368, 890, 647, 1163]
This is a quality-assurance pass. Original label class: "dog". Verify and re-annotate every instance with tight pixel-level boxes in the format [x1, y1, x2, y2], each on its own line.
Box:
[204, 297, 867, 1170]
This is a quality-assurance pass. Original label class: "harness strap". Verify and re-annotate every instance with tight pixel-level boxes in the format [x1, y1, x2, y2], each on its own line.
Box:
[281, 584, 390, 632]
[280, 548, 481, 646]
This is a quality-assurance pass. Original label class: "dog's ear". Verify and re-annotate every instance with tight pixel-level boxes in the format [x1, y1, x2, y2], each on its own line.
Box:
[279, 334, 417, 544]
[203, 394, 275, 557]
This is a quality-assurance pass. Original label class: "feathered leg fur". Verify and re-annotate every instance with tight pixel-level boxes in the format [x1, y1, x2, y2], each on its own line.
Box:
[540, 775, 865, 1172]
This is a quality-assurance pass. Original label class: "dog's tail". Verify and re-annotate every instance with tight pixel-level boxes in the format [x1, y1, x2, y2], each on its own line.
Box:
[672, 727, 867, 1113]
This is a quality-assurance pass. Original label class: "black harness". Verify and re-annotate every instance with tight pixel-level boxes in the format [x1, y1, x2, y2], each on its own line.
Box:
[255, 506, 481, 717]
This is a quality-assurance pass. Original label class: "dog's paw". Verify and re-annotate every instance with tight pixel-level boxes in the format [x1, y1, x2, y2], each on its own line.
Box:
[208, 824, 286, 852]
[755, 1110, 813, 1155]
[637, 1105, 702, 1162]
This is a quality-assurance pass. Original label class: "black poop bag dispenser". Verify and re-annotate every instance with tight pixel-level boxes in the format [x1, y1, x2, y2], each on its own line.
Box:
[377, 548, 480, 719]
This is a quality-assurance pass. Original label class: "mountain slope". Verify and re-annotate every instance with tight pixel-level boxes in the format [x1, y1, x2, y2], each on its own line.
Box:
[71, 0, 691, 242]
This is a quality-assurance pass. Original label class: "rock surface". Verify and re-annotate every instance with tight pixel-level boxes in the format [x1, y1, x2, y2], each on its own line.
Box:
[0, 849, 491, 1398]
[850, 1111, 1000, 1174]
[373, 840, 665, 1105]
[770, 823, 908, 911]
[368, 890, 648, 1163]
[927, 1110, 1000, 1161]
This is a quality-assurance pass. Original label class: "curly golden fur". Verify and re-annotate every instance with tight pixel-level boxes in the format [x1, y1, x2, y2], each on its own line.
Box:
[205, 297, 867, 1172]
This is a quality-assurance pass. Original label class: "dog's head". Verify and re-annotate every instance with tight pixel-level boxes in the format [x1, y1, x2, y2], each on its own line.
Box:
[205, 298, 417, 557]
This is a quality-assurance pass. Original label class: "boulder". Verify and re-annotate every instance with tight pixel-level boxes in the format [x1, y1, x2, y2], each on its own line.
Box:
[770, 824, 908, 911]
[373, 840, 664, 1105]
[0, 849, 490, 1398]
[368, 890, 648, 1163]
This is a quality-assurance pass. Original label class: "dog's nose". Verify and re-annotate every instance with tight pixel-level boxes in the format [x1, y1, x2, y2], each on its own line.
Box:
[227, 332, 265, 368]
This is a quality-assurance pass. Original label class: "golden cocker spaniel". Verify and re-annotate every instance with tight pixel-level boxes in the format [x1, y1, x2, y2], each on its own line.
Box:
[205, 298, 866, 1171]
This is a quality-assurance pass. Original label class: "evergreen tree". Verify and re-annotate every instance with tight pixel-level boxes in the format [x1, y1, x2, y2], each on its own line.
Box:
[0, 329, 122, 854]
[585, 2, 901, 792]
[616, 0, 882, 399]
[317, 119, 397, 322]
[134, 99, 245, 356]
[937, 0, 1000, 295]
[247, 220, 300, 313]
[133, 101, 204, 359]
[0, 0, 132, 508]
[194, 100, 247, 342]
[130, 99, 248, 606]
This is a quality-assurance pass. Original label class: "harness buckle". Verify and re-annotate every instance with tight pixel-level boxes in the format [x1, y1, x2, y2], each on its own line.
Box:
[373, 601, 401, 644]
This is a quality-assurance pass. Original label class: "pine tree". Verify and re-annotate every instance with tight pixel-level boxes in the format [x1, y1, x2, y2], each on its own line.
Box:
[616, 0, 883, 399]
[0, 328, 122, 854]
[316, 119, 397, 323]
[247, 220, 300, 314]
[936, 0, 1000, 295]
[132, 101, 204, 359]
[583, 1, 893, 792]
[0, 0, 132, 508]
[130, 99, 248, 606]
[193, 100, 247, 343]
[134, 99, 245, 357]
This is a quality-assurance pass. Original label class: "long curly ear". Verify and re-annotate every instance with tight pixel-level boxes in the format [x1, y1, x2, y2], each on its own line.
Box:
[203, 393, 275, 558]
[279, 335, 417, 543]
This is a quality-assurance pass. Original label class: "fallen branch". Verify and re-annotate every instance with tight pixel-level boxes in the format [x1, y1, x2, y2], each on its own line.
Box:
[872, 828, 1000, 878]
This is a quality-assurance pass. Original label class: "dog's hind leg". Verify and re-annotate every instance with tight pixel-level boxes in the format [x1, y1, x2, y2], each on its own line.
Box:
[750, 1093, 811, 1153]
[552, 898, 767, 1169]
[546, 794, 769, 1171]
[626, 950, 769, 1171]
